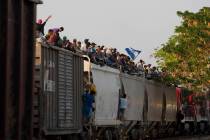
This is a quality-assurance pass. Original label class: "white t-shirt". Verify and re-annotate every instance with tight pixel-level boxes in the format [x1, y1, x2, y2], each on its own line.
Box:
[81, 43, 87, 52]
[137, 63, 144, 71]
[120, 98, 128, 109]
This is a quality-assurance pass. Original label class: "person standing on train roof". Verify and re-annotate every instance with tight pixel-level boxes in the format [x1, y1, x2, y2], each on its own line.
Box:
[81, 39, 89, 54]
[137, 59, 145, 76]
[36, 15, 52, 36]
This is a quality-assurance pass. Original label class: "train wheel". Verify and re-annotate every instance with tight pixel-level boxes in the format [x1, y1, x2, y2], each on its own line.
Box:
[104, 130, 113, 140]
[184, 123, 190, 135]
[112, 129, 120, 140]
[39, 136, 46, 140]
[73, 135, 80, 140]
[167, 127, 175, 137]
[81, 132, 91, 140]
[39, 131, 46, 140]
[151, 129, 158, 139]
[131, 129, 139, 140]
[66, 134, 80, 140]
[138, 127, 145, 140]
[200, 122, 206, 134]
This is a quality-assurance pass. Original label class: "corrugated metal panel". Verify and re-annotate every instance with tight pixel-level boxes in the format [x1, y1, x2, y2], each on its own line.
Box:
[38, 45, 83, 135]
[58, 51, 74, 128]
[73, 54, 83, 130]
[41, 46, 58, 130]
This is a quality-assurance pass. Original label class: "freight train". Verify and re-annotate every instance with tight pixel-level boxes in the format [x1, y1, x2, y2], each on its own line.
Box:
[33, 43, 210, 140]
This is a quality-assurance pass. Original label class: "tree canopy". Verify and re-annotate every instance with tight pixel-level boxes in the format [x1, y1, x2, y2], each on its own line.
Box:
[154, 7, 210, 92]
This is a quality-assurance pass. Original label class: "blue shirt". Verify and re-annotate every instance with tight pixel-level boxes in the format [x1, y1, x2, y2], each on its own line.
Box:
[83, 92, 94, 118]
[120, 98, 128, 109]
[83, 92, 94, 108]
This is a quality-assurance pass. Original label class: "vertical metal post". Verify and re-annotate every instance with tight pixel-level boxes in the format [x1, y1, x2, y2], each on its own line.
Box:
[83, 55, 91, 84]
[0, 0, 39, 139]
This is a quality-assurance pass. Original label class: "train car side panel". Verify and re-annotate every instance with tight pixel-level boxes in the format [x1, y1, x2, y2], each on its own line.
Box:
[121, 74, 145, 121]
[37, 44, 83, 135]
[164, 86, 177, 122]
[92, 65, 121, 125]
[73, 54, 83, 130]
[146, 80, 163, 122]
[41, 45, 58, 130]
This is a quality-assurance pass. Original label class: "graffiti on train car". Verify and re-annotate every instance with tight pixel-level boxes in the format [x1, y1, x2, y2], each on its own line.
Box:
[44, 80, 55, 92]
[43, 60, 56, 92]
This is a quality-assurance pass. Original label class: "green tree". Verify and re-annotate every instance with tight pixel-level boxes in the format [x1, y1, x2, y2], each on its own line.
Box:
[154, 7, 210, 92]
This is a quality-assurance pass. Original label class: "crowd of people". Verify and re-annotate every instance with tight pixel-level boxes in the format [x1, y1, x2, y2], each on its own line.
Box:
[36, 16, 169, 121]
[36, 16, 166, 81]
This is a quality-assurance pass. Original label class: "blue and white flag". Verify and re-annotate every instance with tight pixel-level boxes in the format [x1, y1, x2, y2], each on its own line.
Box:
[125, 47, 141, 60]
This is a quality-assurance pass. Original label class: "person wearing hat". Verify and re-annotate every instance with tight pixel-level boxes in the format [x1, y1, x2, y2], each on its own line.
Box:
[61, 36, 68, 48]
[90, 42, 96, 53]
[76, 41, 82, 53]
[72, 38, 78, 48]
[84, 39, 89, 44]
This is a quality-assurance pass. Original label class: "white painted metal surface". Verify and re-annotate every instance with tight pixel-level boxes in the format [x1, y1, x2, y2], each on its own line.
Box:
[121, 74, 145, 121]
[164, 86, 177, 122]
[84, 59, 90, 72]
[145, 80, 163, 121]
[92, 64, 121, 125]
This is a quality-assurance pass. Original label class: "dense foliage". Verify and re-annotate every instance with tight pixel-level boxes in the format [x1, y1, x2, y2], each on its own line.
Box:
[155, 7, 210, 92]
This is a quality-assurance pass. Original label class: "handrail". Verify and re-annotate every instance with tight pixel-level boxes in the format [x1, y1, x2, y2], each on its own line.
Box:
[28, 0, 43, 4]
[83, 55, 91, 84]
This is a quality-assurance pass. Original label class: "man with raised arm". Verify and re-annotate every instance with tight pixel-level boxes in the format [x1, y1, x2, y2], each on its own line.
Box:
[36, 15, 52, 36]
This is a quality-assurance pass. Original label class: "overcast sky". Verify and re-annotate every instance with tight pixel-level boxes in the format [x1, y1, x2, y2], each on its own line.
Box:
[37, 0, 209, 65]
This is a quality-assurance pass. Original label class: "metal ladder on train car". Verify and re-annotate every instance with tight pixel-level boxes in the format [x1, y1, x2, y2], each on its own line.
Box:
[33, 65, 41, 139]
[33, 42, 42, 140]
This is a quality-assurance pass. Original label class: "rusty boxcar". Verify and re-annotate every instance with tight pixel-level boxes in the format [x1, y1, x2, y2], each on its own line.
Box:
[33, 43, 83, 139]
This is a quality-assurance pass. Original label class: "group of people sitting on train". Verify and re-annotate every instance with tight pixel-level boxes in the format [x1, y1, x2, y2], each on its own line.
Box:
[36, 16, 166, 81]
[35, 16, 169, 122]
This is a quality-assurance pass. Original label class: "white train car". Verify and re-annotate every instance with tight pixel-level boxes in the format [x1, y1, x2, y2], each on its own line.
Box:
[91, 64, 121, 126]
[84, 62, 178, 139]
[121, 74, 145, 121]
